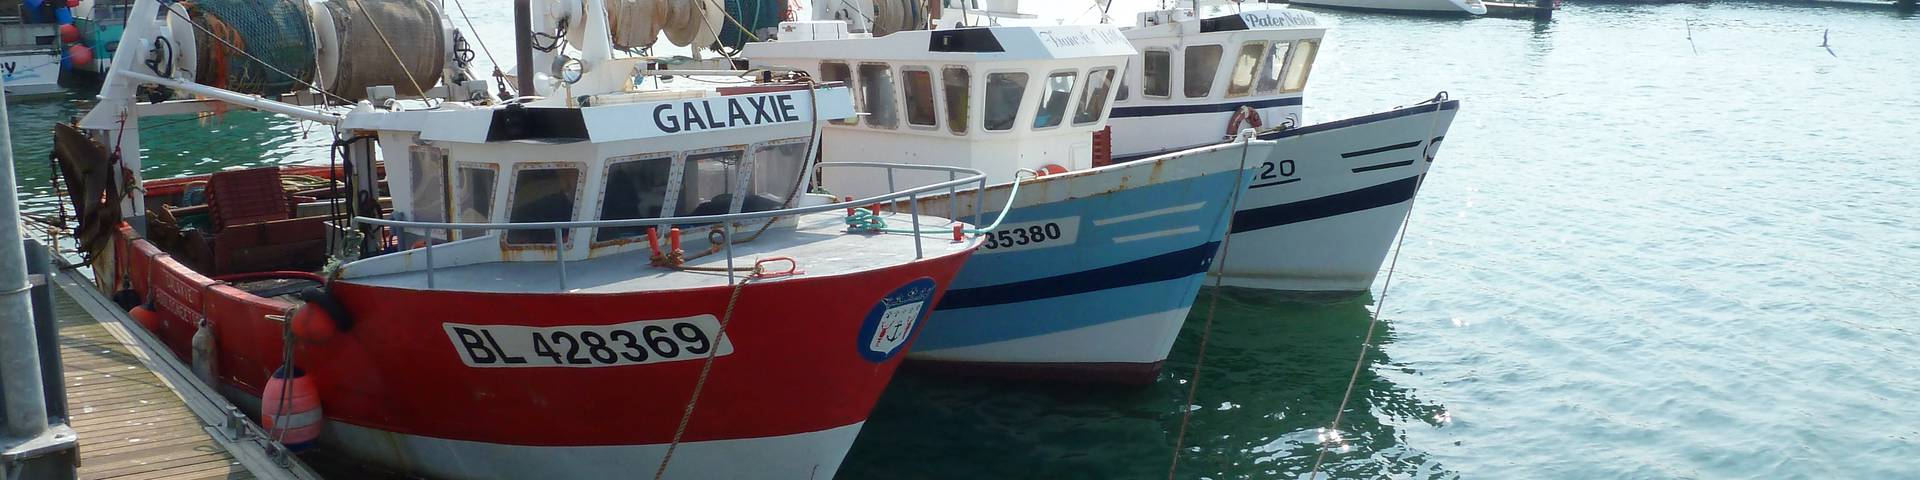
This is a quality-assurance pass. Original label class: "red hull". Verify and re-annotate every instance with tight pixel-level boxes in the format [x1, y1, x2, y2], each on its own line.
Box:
[109, 225, 973, 447]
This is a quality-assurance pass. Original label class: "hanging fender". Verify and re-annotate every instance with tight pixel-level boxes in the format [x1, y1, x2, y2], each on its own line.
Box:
[1225, 105, 1265, 137]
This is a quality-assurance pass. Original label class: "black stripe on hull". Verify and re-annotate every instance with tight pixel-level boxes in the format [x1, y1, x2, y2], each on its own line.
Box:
[1230, 175, 1422, 234]
[936, 241, 1222, 310]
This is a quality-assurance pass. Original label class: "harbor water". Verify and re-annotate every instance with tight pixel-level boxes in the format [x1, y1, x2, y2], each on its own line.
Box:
[8, 1, 1917, 477]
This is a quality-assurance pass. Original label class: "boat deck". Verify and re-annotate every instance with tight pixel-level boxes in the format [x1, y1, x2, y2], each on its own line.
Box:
[48, 267, 322, 480]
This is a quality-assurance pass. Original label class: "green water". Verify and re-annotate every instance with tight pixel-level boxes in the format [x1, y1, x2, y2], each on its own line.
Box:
[9, 2, 1917, 478]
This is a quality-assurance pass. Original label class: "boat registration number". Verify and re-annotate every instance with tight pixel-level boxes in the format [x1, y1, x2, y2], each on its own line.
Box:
[978, 217, 1079, 254]
[443, 316, 735, 368]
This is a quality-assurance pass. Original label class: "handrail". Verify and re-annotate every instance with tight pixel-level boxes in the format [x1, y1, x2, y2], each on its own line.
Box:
[346, 162, 1002, 290]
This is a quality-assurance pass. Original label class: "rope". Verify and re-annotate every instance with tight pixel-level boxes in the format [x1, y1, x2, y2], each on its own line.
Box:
[653, 272, 755, 479]
[843, 170, 1031, 235]
[1167, 130, 1257, 480]
[1307, 94, 1450, 479]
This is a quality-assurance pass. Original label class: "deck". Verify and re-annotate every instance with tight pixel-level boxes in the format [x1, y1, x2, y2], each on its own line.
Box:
[47, 267, 322, 480]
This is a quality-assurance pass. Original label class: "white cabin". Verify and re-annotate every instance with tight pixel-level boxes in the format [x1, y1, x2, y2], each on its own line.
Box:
[745, 23, 1133, 197]
[1109, 6, 1327, 158]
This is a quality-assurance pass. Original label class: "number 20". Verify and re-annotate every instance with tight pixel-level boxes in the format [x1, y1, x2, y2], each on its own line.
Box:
[1258, 160, 1295, 180]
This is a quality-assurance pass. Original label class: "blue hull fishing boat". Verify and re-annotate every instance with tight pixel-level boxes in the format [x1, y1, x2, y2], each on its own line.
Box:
[746, 17, 1274, 384]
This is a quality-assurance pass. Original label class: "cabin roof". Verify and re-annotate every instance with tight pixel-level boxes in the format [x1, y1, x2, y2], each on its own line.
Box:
[745, 24, 1136, 64]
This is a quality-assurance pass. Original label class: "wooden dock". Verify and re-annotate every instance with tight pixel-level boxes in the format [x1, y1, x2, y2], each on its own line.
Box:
[47, 266, 321, 480]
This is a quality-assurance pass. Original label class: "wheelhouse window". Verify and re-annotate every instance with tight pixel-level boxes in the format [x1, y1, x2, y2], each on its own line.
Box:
[748, 139, 810, 211]
[595, 153, 673, 243]
[903, 68, 937, 128]
[1184, 45, 1223, 98]
[1257, 41, 1291, 94]
[1073, 68, 1116, 126]
[858, 63, 899, 128]
[1284, 40, 1318, 92]
[942, 67, 971, 135]
[1226, 42, 1264, 98]
[407, 146, 449, 224]
[984, 72, 1028, 131]
[1142, 49, 1170, 98]
[1033, 71, 1076, 129]
[453, 163, 496, 239]
[821, 62, 856, 125]
[678, 148, 747, 217]
[506, 165, 582, 245]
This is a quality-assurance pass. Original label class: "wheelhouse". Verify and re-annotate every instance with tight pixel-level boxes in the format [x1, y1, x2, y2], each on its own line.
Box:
[745, 23, 1133, 197]
[1108, 6, 1327, 158]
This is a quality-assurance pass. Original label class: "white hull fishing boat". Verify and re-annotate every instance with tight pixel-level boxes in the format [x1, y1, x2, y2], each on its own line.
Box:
[0, 9, 63, 98]
[57, 0, 998, 477]
[747, 4, 1275, 383]
[1290, 0, 1489, 15]
[1096, 3, 1461, 292]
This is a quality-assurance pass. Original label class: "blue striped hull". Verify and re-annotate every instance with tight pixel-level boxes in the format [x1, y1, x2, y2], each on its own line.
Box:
[906, 150, 1254, 383]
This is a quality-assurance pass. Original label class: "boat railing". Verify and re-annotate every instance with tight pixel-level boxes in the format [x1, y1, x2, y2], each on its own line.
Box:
[350, 162, 1000, 290]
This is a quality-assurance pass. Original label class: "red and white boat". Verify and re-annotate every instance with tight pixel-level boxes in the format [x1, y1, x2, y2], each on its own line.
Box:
[56, 0, 992, 477]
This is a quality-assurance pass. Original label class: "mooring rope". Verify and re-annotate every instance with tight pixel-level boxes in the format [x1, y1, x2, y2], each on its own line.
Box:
[653, 271, 755, 480]
[1168, 130, 1258, 479]
[1307, 93, 1450, 479]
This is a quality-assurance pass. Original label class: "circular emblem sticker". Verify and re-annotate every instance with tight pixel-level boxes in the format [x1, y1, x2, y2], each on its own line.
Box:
[858, 277, 938, 363]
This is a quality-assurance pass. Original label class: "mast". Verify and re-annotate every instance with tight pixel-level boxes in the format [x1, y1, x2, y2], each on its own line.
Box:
[515, 0, 536, 97]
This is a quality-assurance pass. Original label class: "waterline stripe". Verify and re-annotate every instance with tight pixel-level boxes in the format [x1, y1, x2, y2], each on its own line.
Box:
[1113, 226, 1201, 244]
[1093, 202, 1206, 226]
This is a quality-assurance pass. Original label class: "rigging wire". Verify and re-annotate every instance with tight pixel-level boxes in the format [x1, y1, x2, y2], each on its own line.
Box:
[345, 0, 433, 104]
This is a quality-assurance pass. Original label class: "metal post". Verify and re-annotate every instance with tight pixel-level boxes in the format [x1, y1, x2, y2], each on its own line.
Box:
[2, 75, 79, 480]
[947, 171, 957, 220]
[553, 228, 567, 291]
[972, 179, 985, 227]
[1, 76, 51, 442]
[723, 223, 735, 285]
[423, 229, 436, 289]
[25, 240, 63, 422]
[909, 192, 923, 259]
[514, 0, 537, 97]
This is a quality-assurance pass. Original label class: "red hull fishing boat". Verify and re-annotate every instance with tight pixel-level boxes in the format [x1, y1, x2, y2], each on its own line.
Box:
[55, 0, 997, 477]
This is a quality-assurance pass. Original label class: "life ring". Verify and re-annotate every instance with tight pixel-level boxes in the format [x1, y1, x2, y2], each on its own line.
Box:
[1225, 105, 1265, 137]
[1035, 164, 1068, 176]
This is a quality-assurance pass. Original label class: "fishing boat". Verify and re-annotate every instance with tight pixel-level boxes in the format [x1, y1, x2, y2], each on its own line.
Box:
[55, 0, 992, 477]
[1, 0, 66, 97]
[1288, 0, 1489, 16]
[746, 8, 1276, 384]
[1092, 3, 1461, 292]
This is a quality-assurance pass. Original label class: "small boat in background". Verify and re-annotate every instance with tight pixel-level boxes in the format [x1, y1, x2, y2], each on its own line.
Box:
[1288, 0, 1489, 16]
[1, 0, 68, 97]
[748, 11, 1275, 384]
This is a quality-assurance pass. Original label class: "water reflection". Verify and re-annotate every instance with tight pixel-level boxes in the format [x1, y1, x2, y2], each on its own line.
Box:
[840, 288, 1455, 479]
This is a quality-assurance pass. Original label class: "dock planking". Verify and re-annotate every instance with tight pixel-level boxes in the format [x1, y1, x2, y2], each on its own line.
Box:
[52, 284, 256, 480]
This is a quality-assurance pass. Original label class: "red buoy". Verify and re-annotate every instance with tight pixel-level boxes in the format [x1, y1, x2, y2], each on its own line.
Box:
[262, 367, 323, 449]
[58, 24, 78, 43]
[290, 304, 337, 343]
[65, 45, 93, 67]
[65, 0, 78, 8]
[128, 304, 163, 333]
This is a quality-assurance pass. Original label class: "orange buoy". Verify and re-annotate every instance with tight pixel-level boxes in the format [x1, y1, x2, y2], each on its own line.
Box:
[262, 367, 324, 449]
[1036, 164, 1068, 176]
[129, 304, 164, 333]
[290, 304, 337, 343]
[58, 24, 78, 43]
[65, 45, 92, 67]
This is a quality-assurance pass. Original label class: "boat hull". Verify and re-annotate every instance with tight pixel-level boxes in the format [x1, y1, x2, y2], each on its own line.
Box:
[2, 52, 64, 98]
[1221, 100, 1460, 291]
[895, 142, 1265, 384]
[1289, 0, 1489, 15]
[107, 222, 974, 479]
